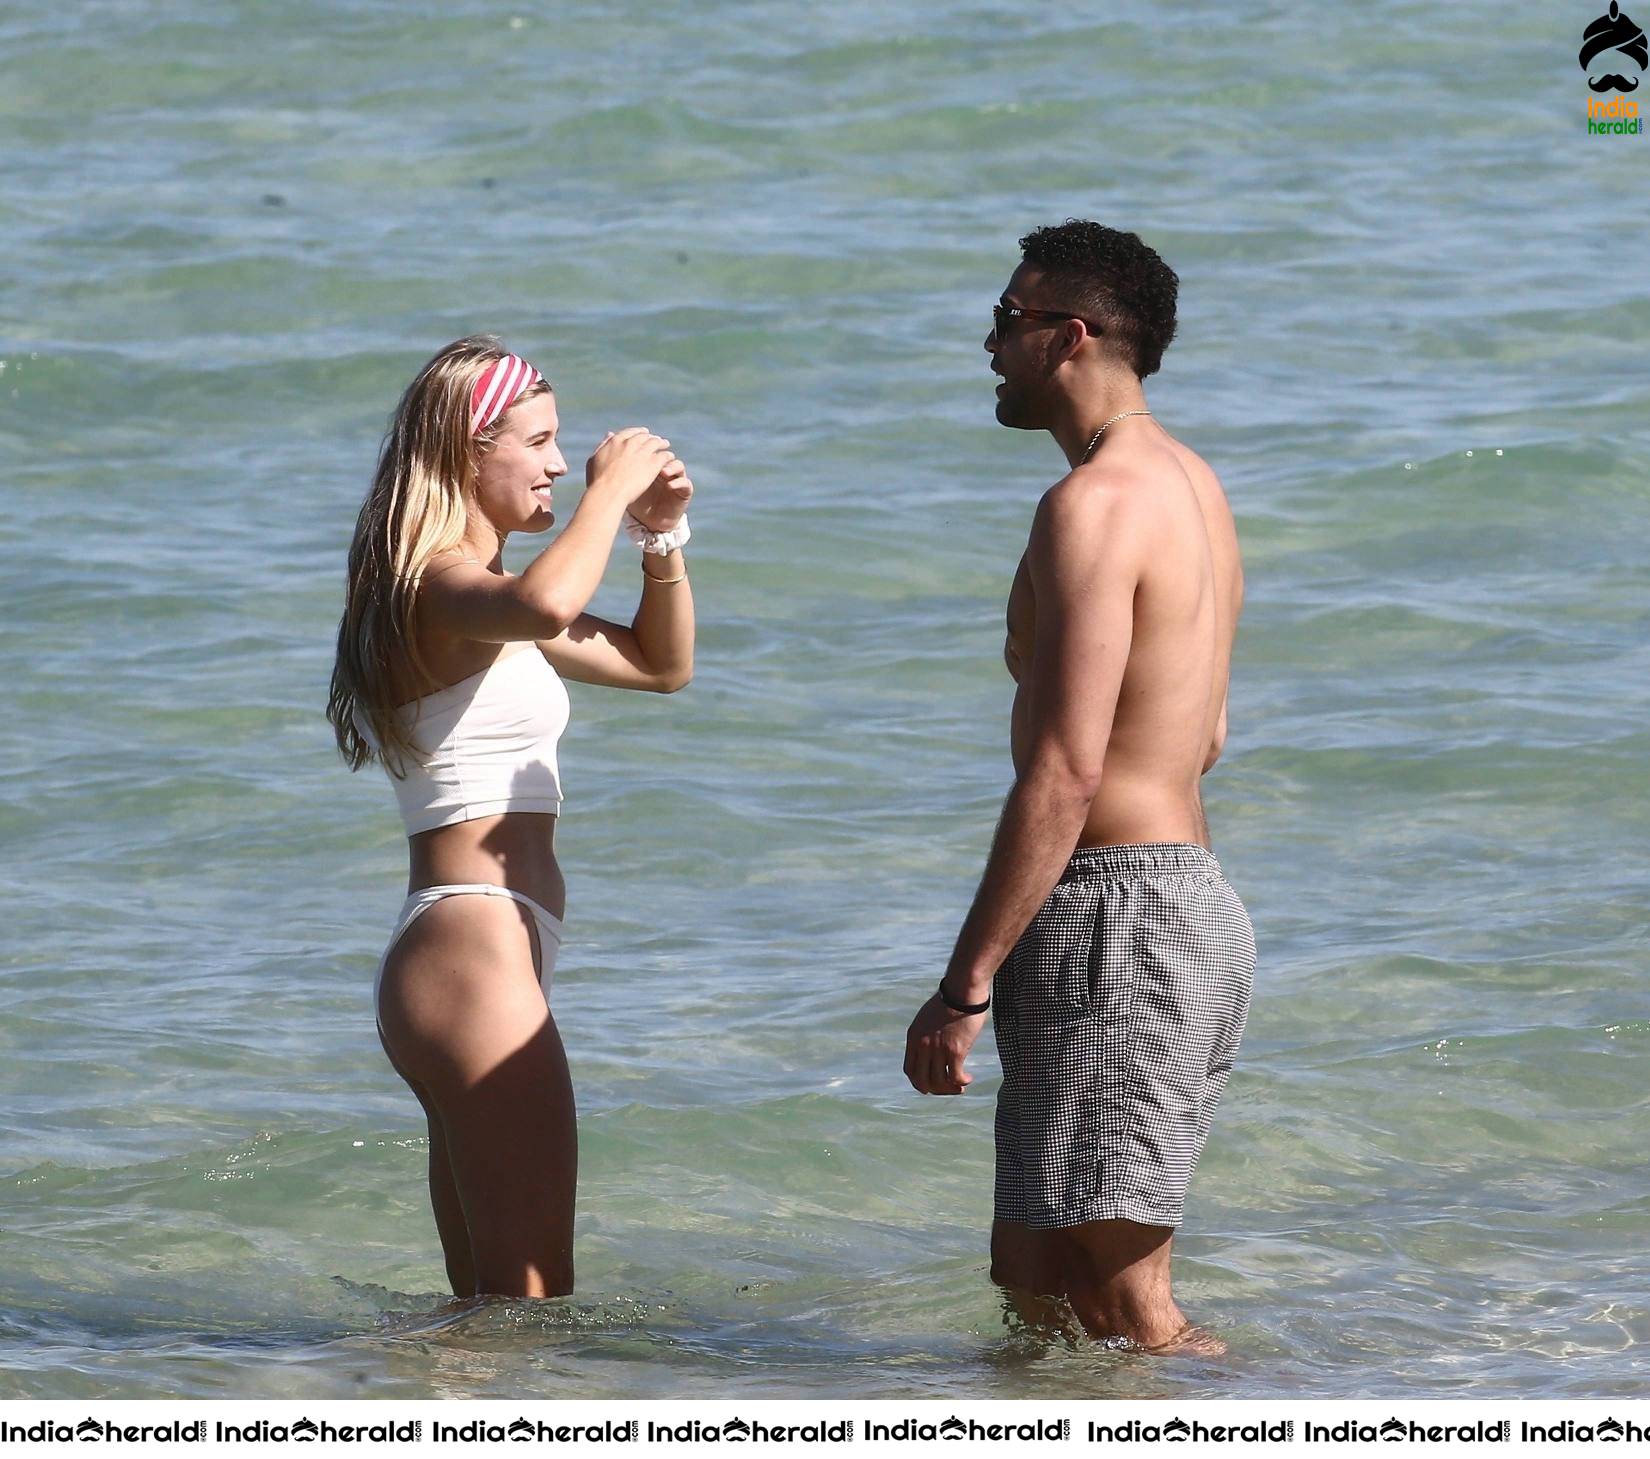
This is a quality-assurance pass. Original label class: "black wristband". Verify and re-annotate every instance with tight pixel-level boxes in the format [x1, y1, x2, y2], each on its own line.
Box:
[937, 976, 990, 1015]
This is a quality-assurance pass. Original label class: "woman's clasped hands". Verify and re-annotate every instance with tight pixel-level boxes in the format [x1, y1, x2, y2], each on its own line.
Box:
[587, 427, 693, 533]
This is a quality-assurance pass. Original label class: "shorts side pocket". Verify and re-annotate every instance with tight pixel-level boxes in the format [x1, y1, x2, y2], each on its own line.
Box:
[1088, 880, 1140, 1205]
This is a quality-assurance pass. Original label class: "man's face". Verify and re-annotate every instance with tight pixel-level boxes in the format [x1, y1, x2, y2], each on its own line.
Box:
[985, 263, 1070, 430]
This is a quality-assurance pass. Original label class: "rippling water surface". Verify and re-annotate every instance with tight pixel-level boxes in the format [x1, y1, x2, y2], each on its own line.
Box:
[2, 0, 1647, 1399]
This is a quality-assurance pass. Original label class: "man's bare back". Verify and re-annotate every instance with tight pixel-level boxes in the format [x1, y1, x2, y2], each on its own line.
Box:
[1003, 432, 1243, 849]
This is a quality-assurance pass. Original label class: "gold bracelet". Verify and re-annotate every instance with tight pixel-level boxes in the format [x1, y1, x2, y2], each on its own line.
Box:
[642, 569, 688, 585]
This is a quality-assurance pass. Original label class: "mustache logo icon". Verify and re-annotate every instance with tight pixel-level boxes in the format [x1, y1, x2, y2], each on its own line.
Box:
[1579, 2, 1648, 92]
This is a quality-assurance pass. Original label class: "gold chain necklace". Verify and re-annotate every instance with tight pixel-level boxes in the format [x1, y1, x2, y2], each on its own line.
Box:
[1081, 409, 1152, 463]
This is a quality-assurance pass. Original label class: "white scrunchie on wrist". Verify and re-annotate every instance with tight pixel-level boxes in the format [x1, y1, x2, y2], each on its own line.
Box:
[623, 513, 691, 556]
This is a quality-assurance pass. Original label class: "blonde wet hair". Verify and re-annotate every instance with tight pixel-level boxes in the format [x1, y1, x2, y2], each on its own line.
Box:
[326, 335, 551, 773]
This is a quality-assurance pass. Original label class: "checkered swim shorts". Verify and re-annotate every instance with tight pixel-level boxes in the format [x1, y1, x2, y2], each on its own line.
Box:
[993, 842, 1255, 1230]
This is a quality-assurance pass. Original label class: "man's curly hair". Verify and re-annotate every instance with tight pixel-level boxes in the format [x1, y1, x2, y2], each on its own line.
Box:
[1018, 220, 1178, 379]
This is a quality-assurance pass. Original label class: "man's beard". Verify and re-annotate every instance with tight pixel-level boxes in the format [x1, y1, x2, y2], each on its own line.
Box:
[994, 376, 1051, 430]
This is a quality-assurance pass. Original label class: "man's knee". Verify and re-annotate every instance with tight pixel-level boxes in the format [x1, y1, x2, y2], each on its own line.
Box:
[1063, 1217, 1175, 1287]
[1058, 1219, 1182, 1342]
[990, 1220, 1062, 1295]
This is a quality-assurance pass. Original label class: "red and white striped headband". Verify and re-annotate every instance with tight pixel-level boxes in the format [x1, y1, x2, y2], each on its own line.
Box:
[469, 353, 545, 435]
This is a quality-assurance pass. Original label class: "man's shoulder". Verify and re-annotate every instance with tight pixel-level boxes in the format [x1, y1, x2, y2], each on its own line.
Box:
[1160, 435, 1224, 498]
[1049, 435, 1223, 519]
[1029, 469, 1152, 584]
[1036, 459, 1154, 537]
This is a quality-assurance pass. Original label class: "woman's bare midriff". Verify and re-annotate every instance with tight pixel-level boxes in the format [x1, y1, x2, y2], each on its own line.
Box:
[406, 812, 567, 922]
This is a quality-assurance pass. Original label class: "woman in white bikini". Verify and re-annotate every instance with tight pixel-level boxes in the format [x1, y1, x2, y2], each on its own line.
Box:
[327, 336, 693, 1298]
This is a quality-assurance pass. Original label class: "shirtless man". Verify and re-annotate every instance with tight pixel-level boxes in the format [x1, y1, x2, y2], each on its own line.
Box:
[903, 221, 1255, 1352]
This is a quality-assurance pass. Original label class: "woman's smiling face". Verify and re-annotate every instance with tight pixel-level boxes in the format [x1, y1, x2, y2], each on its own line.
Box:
[472, 391, 567, 535]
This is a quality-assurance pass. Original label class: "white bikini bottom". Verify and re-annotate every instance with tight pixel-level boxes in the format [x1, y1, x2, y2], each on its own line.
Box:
[374, 883, 565, 1012]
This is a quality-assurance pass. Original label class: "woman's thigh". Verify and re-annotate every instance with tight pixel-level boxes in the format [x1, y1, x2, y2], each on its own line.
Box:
[377, 894, 549, 1084]
[377, 895, 577, 1296]
[435, 1013, 577, 1296]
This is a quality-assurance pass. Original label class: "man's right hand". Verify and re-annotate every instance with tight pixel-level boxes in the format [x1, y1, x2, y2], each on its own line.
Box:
[586, 428, 675, 503]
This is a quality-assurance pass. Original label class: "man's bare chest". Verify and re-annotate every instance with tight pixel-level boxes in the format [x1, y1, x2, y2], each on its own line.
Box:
[1004, 554, 1032, 681]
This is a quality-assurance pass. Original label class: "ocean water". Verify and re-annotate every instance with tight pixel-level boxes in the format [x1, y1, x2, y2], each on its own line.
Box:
[2, 0, 1647, 1400]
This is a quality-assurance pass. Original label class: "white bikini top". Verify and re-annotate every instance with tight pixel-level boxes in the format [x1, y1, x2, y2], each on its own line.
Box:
[360, 649, 570, 835]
